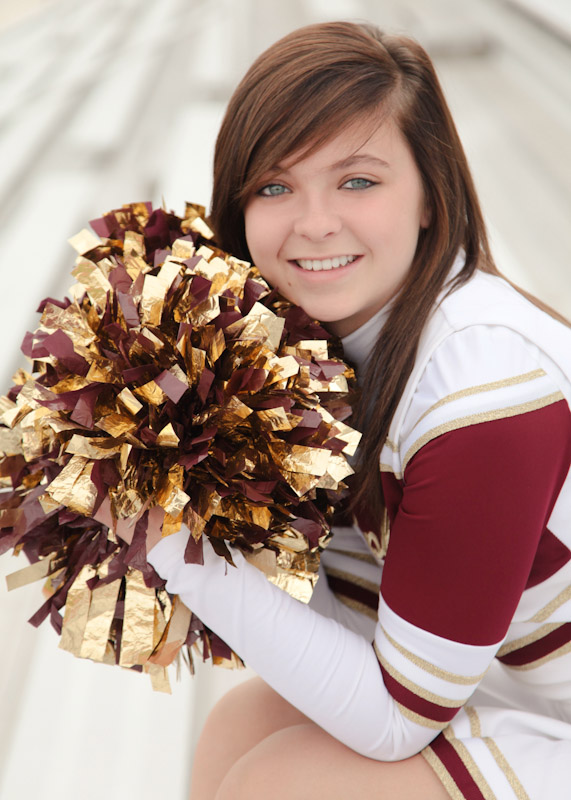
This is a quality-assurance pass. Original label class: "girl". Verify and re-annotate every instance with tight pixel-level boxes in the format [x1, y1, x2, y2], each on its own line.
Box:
[147, 21, 571, 799]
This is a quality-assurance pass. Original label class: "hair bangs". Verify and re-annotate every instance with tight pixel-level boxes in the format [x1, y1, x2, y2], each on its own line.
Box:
[239, 71, 399, 208]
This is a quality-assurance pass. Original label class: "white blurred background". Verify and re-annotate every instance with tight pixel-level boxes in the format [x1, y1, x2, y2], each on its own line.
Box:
[0, 1, 569, 798]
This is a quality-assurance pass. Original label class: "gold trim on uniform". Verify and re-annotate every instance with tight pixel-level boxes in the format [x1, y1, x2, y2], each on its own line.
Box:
[414, 369, 546, 427]
[402, 392, 564, 473]
[465, 705, 482, 737]
[501, 639, 571, 671]
[443, 725, 497, 800]
[395, 702, 447, 730]
[362, 529, 385, 563]
[374, 642, 469, 708]
[530, 585, 571, 623]
[334, 593, 378, 621]
[380, 507, 390, 560]
[327, 547, 379, 567]
[496, 623, 564, 657]
[484, 738, 531, 800]
[324, 566, 380, 595]
[385, 437, 399, 453]
[380, 624, 489, 685]
[460, 709, 531, 800]
[422, 748, 467, 800]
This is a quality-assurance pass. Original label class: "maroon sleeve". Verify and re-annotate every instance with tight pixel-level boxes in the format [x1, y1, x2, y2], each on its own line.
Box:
[380, 400, 571, 645]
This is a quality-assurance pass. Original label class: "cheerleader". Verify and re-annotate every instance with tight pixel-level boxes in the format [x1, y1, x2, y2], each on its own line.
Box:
[146, 21, 571, 799]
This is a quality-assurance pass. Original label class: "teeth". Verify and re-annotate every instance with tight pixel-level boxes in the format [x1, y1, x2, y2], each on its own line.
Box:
[296, 255, 357, 271]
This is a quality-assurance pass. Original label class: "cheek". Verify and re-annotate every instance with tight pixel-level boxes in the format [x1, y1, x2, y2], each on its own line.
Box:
[243, 206, 262, 261]
[244, 207, 282, 284]
[245, 207, 278, 261]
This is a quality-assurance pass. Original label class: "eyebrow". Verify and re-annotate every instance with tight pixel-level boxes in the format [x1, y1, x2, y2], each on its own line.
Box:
[330, 154, 391, 170]
[269, 153, 391, 177]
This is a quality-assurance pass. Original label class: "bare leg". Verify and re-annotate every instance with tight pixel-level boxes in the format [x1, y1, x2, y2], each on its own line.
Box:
[215, 722, 450, 800]
[190, 677, 449, 800]
[189, 677, 309, 799]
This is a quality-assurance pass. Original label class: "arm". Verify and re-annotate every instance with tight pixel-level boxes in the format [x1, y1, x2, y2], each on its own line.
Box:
[149, 327, 571, 760]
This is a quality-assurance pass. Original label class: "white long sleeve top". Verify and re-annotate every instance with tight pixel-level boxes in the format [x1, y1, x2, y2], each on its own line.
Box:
[148, 268, 571, 761]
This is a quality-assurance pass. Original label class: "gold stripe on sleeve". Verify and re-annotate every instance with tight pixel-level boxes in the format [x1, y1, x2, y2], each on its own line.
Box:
[501, 640, 571, 671]
[325, 566, 380, 595]
[530, 585, 571, 623]
[395, 702, 448, 730]
[374, 642, 470, 708]
[334, 593, 378, 621]
[496, 623, 564, 656]
[402, 391, 564, 473]
[326, 547, 380, 567]
[415, 369, 546, 428]
[380, 625, 489, 686]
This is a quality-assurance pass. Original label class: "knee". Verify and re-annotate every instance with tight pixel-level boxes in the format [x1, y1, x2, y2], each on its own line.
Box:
[214, 741, 280, 800]
[214, 723, 319, 800]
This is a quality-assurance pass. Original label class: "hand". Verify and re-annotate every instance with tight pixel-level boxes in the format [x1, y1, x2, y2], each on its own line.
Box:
[93, 498, 165, 554]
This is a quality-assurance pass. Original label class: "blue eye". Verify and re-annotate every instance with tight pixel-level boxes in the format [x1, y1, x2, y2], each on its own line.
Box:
[258, 183, 289, 197]
[343, 178, 375, 190]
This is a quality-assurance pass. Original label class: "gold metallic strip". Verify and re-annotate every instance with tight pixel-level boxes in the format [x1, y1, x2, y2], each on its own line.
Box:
[144, 662, 171, 694]
[375, 642, 469, 708]
[530, 585, 571, 623]
[484, 738, 531, 800]
[80, 578, 122, 662]
[396, 702, 446, 730]
[501, 639, 571, 671]
[496, 623, 563, 657]
[6, 558, 53, 590]
[59, 565, 96, 657]
[334, 593, 378, 621]
[119, 569, 157, 667]
[422, 747, 467, 800]
[415, 369, 546, 427]
[380, 624, 488, 686]
[402, 392, 564, 473]
[325, 566, 380, 595]
[443, 727, 497, 800]
[327, 547, 379, 566]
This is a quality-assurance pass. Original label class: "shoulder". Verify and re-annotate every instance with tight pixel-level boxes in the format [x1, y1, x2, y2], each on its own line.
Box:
[382, 272, 571, 477]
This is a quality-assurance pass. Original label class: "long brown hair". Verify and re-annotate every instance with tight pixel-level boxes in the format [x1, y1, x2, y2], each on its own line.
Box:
[209, 21, 560, 521]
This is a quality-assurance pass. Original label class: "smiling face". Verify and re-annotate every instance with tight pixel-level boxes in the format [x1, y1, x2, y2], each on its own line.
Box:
[244, 114, 430, 337]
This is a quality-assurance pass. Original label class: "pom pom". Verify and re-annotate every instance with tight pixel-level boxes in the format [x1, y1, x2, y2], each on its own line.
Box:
[0, 202, 360, 691]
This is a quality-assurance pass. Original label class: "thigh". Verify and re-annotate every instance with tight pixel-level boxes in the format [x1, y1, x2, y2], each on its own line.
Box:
[216, 722, 450, 800]
[190, 677, 308, 799]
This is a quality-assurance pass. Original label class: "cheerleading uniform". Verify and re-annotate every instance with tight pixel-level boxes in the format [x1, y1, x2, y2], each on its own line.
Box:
[148, 265, 571, 799]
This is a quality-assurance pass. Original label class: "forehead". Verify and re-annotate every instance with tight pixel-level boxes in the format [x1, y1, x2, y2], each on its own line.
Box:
[273, 114, 404, 174]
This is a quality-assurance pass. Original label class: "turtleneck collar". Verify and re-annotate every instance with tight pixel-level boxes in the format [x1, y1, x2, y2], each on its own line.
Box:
[338, 250, 467, 378]
[340, 302, 391, 378]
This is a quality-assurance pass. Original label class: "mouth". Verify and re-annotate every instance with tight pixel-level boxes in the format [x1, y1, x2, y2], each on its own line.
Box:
[292, 254, 360, 272]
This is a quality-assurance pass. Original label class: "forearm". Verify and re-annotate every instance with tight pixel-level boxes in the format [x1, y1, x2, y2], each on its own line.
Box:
[148, 528, 431, 760]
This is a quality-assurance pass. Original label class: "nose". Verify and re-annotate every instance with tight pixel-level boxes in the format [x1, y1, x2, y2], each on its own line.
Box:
[292, 196, 342, 241]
